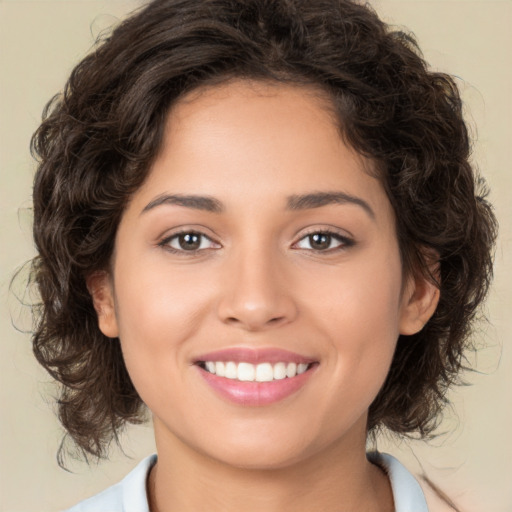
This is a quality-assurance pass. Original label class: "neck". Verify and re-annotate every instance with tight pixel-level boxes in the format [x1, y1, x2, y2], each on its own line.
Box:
[147, 421, 393, 512]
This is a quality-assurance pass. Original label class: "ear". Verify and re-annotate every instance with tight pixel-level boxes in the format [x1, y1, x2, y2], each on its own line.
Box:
[86, 271, 119, 338]
[399, 264, 440, 336]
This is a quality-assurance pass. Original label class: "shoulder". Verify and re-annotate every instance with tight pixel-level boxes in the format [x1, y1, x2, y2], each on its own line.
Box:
[368, 452, 429, 512]
[369, 452, 458, 512]
[62, 454, 156, 512]
[367, 452, 430, 512]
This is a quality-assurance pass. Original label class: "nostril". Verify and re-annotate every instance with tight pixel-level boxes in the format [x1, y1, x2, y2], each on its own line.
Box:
[225, 314, 286, 330]
[217, 290, 298, 330]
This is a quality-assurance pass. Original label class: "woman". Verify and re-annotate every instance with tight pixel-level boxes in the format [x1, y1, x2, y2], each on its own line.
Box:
[29, 0, 496, 510]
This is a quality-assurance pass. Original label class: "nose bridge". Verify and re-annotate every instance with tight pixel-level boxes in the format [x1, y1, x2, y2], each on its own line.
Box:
[217, 237, 297, 330]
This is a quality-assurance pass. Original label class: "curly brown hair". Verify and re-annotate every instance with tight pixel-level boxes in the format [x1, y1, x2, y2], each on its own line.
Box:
[30, 0, 497, 461]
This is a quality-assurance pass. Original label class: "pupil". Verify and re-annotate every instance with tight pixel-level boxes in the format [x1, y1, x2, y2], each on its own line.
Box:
[310, 233, 330, 250]
[179, 233, 200, 250]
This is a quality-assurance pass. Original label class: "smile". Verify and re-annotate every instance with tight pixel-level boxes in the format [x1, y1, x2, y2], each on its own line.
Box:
[198, 361, 311, 382]
[194, 348, 317, 406]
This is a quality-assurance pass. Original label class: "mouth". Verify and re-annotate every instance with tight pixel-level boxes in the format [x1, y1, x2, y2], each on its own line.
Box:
[193, 348, 318, 406]
[196, 360, 312, 382]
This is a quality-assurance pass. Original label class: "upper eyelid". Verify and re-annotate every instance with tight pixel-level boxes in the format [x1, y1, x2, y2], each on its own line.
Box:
[158, 226, 219, 242]
[291, 227, 357, 254]
[294, 226, 354, 242]
[162, 230, 218, 243]
[158, 227, 354, 250]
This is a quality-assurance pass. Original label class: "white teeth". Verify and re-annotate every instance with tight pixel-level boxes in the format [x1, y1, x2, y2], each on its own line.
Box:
[225, 361, 237, 379]
[237, 362, 255, 381]
[202, 360, 311, 381]
[297, 363, 308, 375]
[286, 362, 297, 378]
[215, 361, 225, 377]
[255, 363, 273, 382]
[273, 362, 287, 380]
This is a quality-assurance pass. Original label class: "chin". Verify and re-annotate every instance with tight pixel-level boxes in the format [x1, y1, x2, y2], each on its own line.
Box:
[194, 421, 333, 471]
[209, 441, 312, 471]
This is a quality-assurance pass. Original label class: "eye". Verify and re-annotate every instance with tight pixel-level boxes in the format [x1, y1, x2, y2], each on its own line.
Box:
[294, 231, 353, 252]
[159, 231, 220, 253]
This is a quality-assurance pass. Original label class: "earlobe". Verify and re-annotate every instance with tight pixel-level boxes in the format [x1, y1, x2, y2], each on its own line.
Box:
[399, 270, 440, 336]
[86, 271, 119, 338]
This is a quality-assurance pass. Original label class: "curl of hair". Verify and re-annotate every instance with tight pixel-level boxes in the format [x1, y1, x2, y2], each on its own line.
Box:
[30, 0, 497, 459]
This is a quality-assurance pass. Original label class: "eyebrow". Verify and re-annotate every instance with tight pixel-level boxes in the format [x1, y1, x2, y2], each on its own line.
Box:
[141, 191, 375, 219]
[141, 194, 224, 214]
[286, 192, 375, 219]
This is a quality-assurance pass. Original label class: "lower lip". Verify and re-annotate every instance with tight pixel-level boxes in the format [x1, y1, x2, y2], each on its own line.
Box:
[197, 366, 316, 406]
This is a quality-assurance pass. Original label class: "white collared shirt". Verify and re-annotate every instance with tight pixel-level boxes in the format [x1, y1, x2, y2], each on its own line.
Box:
[64, 452, 429, 512]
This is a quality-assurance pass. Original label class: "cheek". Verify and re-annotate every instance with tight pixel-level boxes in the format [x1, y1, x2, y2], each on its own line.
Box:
[114, 258, 212, 341]
[304, 248, 403, 405]
[307, 247, 403, 339]
[111, 259, 215, 397]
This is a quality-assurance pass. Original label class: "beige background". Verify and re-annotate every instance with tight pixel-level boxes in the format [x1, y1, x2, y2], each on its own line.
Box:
[0, 1, 510, 511]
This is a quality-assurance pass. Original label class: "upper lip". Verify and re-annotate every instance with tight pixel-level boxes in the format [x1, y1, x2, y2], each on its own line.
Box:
[194, 347, 316, 365]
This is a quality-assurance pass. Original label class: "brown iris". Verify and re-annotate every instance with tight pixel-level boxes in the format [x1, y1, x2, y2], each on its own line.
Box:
[308, 233, 332, 250]
[178, 233, 201, 250]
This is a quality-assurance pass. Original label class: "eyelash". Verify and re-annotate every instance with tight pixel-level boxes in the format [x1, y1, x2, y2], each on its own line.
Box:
[157, 229, 355, 255]
[157, 230, 220, 254]
[293, 230, 355, 253]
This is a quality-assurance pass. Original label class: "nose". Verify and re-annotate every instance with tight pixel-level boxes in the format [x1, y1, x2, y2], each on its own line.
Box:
[216, 245, 298, 331]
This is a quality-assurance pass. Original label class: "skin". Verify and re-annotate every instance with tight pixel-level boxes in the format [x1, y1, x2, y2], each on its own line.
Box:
[89, 80, 439, 512]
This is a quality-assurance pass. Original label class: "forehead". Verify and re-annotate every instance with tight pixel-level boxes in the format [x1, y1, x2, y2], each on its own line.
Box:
[126, 80, 391, 224]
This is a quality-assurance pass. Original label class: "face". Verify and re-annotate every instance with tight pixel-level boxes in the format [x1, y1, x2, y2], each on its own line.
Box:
[90, 80, 436, 470]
